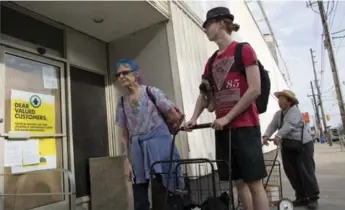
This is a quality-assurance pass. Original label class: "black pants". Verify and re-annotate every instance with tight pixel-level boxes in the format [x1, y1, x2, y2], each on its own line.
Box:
[281, 141, 320, 200]
[135, 176, 173, 210]
[133, 182, 150, 210]
[215, 126, 267, 182]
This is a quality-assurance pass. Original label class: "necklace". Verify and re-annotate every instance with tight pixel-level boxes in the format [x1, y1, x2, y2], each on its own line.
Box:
[129, 98, 140, 115]
[128, 87, 141, 113]
[130, 99, 140, 107]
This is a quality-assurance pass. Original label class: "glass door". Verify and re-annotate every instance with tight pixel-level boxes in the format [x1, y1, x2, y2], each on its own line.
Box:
[0, 46, 69, 210]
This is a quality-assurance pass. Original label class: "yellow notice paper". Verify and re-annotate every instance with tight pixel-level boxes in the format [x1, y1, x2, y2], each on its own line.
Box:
[10, 90, 57, 174]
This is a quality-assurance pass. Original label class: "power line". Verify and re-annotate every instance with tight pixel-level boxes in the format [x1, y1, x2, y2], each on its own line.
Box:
[333, 35, 345, 39]
[314, 1, 345, 142]
[333, 3, 345, 39]
[326, 1, 335, 18]
[326, 1, 330, 13]
[323, 85, 334, 94]
[329, 1, 338, 29]
[256, 0, 292, 86]
[336, 36, 345, 54]
[307, 0, 335, 15]
[334, 3, 345, 53]
[332, 28, 345, 35]
[306, 1, 320, 14]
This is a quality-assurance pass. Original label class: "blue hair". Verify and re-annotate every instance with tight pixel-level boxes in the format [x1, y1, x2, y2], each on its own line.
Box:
[112, 58, 139, 75]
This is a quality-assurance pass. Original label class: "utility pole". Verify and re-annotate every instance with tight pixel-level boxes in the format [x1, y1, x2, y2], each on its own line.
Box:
[317, 1, 345, 136]
[310, 48, 330, 145]
[310, 81, 321, 132]
[310, 98, 318, 133]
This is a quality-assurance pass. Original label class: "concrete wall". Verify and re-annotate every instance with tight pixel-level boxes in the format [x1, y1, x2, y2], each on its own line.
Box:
[169, 2, 218, 177]
[108, 22, 175, 155]
[66, 29, 107, 75]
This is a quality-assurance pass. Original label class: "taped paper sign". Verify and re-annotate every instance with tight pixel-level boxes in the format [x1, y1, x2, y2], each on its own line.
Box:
[9, 90, 57, 174]
[42, 66, 58, 89]
[4, 140, 40, 167]
[4, 141, 23, 167]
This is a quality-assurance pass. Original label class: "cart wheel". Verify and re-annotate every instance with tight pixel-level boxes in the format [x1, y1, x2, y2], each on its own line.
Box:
[277, 198, 294, 210]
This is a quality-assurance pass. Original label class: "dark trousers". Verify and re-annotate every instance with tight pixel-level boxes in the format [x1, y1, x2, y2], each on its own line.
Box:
[215, 127, 267, 182]
[281, 141, 320, 200]
[133, 176, 167, 210]
[132, 182, 150, 210]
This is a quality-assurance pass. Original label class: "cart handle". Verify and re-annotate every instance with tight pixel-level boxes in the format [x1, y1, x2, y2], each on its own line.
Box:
[262, 138, 275, 146]
[179, 123, 212, 131]
[262, 139, 283, 150]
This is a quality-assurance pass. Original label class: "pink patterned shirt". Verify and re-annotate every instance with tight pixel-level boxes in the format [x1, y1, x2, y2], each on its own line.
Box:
[115, 85, 173, 137]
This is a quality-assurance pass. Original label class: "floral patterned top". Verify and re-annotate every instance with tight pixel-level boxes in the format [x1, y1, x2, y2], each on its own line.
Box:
[115, 85, 173, 137]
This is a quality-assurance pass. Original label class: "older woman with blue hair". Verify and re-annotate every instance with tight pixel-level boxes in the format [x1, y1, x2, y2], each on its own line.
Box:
[113, 58, 184, 210]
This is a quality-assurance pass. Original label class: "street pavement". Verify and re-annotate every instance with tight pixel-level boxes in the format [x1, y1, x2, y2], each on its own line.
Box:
[134, 142, 345, 210]
[275, 143, 345, 210]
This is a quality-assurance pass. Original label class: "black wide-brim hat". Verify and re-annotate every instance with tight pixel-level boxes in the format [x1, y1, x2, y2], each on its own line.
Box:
[203, 7, 234, 28]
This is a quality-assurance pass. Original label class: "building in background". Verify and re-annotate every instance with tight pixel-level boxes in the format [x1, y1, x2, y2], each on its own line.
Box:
[0, 1, 288, 209]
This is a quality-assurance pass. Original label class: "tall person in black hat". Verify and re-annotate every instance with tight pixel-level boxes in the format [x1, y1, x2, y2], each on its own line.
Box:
[185, 7, 270, 210]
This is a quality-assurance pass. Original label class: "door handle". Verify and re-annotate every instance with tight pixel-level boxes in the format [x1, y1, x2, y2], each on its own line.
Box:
[0, 118, 3, 123]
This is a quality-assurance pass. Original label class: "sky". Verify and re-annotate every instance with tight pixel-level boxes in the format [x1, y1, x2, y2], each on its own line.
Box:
[247, 0, 345, 128]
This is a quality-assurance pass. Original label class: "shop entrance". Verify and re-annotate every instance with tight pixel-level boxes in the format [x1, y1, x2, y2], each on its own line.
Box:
[0, 46, 69, 210]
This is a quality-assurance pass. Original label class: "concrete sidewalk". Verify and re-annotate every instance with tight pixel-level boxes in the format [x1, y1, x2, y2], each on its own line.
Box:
[276, 143, 345, 210]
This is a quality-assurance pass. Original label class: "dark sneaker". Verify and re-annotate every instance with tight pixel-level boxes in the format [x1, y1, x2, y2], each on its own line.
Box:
[293, 198, 309, 206]
[308, 200, 318, 209]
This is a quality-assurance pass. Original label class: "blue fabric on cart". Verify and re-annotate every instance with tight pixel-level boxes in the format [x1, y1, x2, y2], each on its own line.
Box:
[130, 122, 185, 192]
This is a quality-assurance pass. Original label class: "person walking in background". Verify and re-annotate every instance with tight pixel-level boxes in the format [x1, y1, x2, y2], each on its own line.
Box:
[113, 58, 184, 210]
[262, 90, 320, 209]
[185, 7, 270, 210]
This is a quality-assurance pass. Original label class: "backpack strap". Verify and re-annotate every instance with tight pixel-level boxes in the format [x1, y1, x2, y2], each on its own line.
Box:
[234, 42, 248, 78]
[206, 50, 219, 85]
[146, 86, 156, 104]
[301, 122, 305, 143]
[146, 86, 163, 115]
[279, 111, 285, 129]
[121, 96, 126, 123]
[208, 42, 250, 82]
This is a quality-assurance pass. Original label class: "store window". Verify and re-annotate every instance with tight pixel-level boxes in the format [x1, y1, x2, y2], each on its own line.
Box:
[2, 52, 65, 209]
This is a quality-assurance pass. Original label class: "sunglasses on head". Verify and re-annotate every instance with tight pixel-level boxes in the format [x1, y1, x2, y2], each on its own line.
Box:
[115, 70, 132, 79]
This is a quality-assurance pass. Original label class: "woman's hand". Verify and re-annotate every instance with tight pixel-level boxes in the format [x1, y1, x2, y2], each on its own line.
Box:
[262, 136, 269, 146]
[184, 118, 197, 132]
[124, 158, 132, 180]
[274, 136, 280, 145]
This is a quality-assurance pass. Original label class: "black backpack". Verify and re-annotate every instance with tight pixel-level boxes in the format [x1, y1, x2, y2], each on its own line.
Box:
[207, 42, 271, 114]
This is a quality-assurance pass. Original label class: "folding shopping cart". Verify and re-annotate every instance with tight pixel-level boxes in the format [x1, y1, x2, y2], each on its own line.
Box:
[150, 124, 294, 210]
